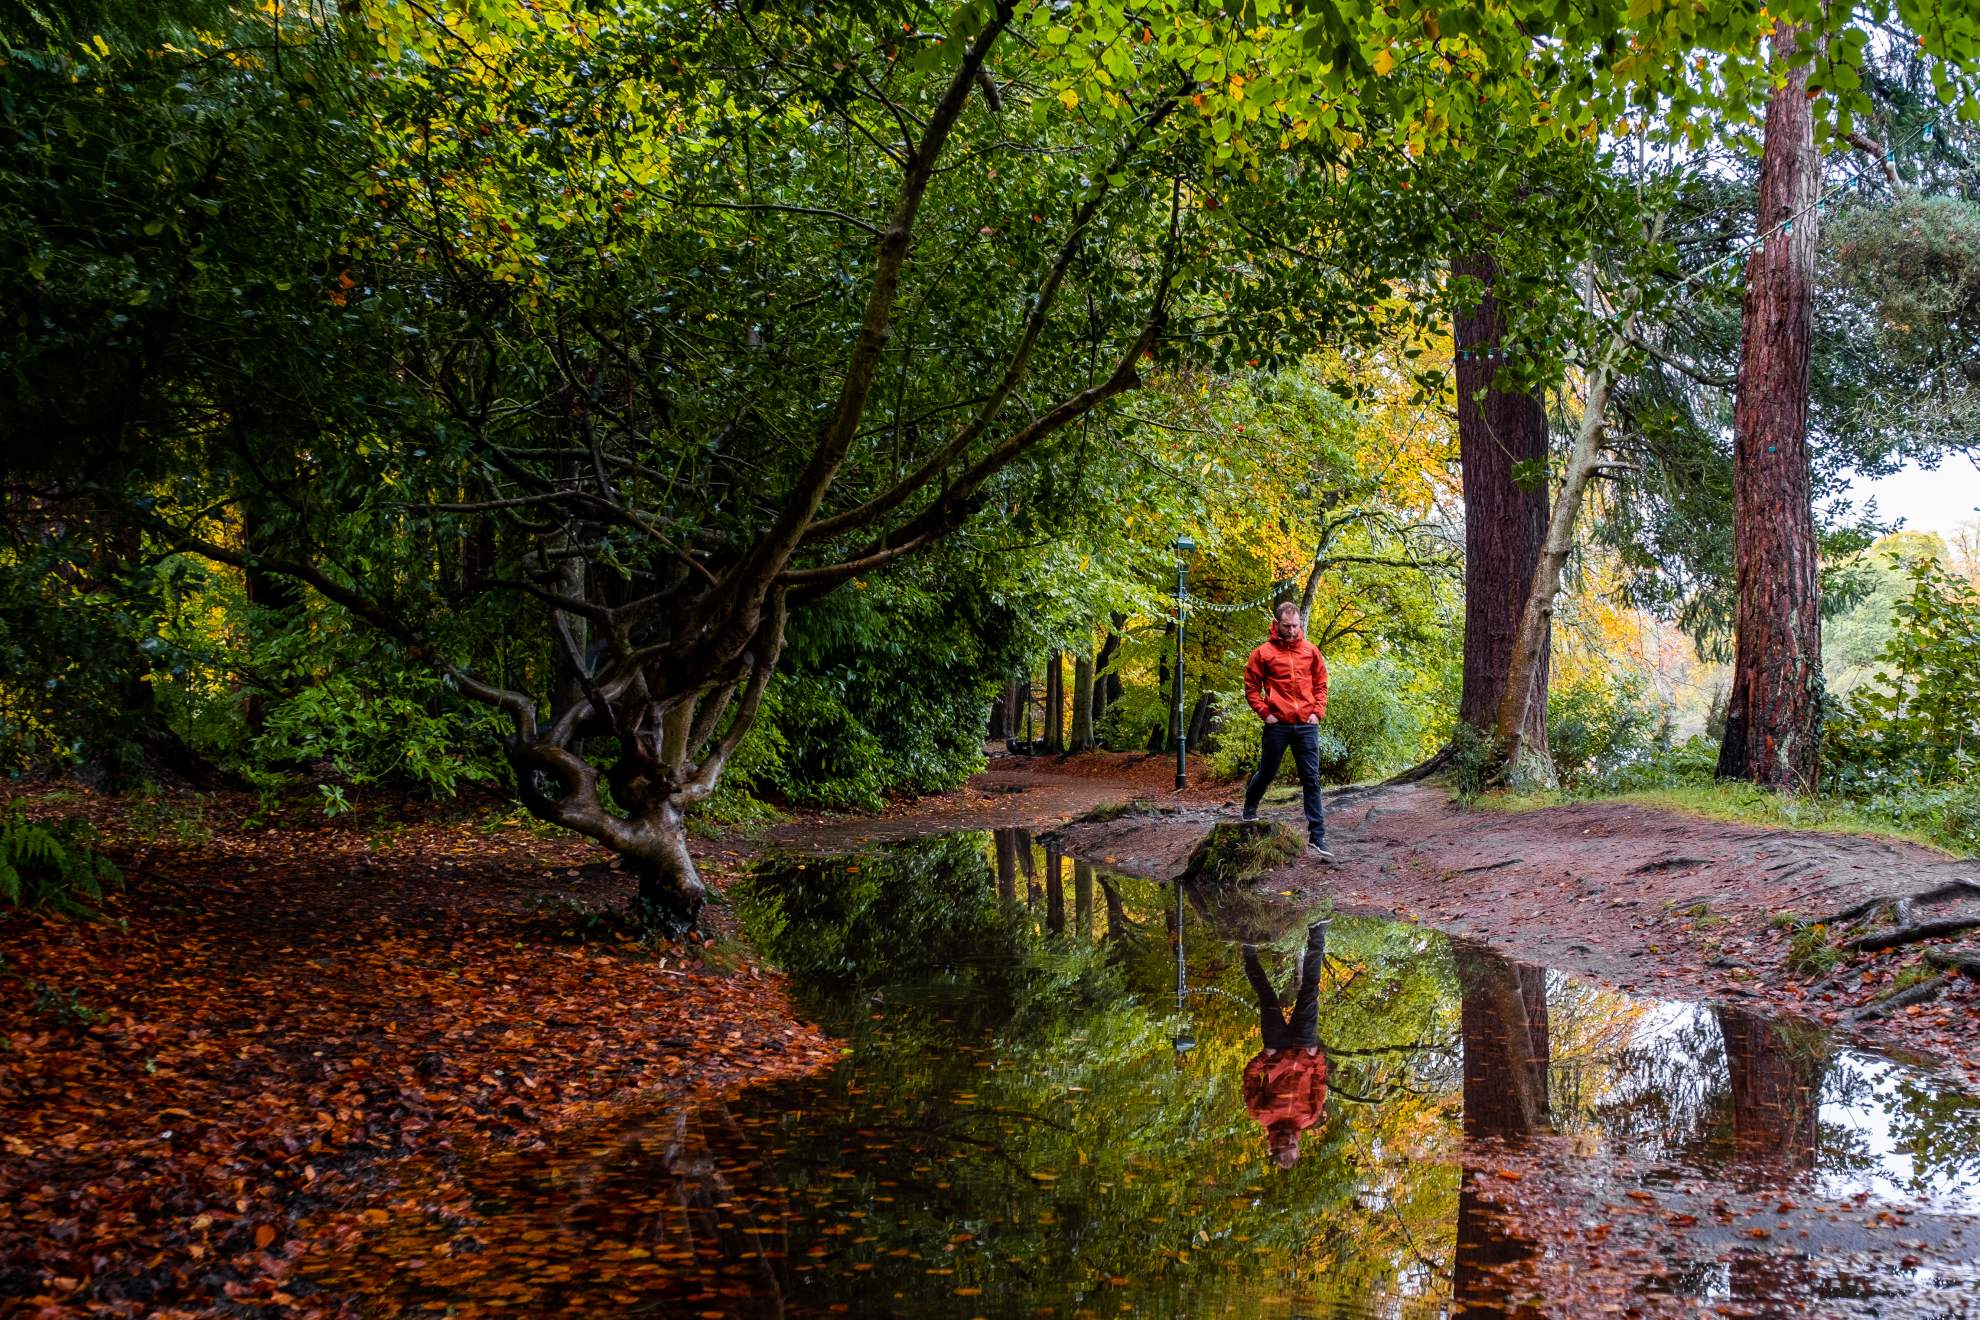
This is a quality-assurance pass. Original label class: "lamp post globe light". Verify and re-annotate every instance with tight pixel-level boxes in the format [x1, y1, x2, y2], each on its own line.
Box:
[1172, 534, 1196, 790]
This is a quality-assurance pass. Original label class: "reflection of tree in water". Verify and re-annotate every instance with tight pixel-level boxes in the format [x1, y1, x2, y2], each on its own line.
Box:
[1717, 1007, 1828, 1182]
[1717, 1007, 1830, 1309]
[1451, 943, 1550, 1319]
[641, 1102, 791, 1319]
[729, 834, 1470, 1314]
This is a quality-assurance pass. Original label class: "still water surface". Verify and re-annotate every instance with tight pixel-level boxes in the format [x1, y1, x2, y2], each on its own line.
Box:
[331, 830, 1980, 1316]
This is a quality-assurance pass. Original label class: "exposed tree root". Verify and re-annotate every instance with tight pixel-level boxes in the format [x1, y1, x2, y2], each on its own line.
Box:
[1851, 971, 1956, 1023]
[1448, 858, 1520, 877]
[1841, 915, 1980, 954]
[1814, 878, 1980, 928]
[1383, 743, 1454, 786]
[1628, 856, 1713, 876]
[1926, 947, 1980, 980]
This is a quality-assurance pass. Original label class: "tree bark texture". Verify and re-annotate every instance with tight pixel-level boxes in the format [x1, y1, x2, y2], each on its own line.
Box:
[1073, 859, 1094, 938]
[1101, 876, 1126, 942]
[1492, 306, 1640, 784]
[1186, 690, 1214, 751]
[1044, 650, 1065, 753]
[1453, 251, 1551, 759]
[1045, 844, 1066, 935]
[1091, 613, 1125, 725]
[1718, 22, 1824, 792]
[995, 829, 1019, 903]
[1070, 653, 1095, 750]
[1716, 1007, 1826, 1183]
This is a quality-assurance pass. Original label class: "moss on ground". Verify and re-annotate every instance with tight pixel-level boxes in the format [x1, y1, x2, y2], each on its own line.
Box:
[1179, 820, 1303, 886]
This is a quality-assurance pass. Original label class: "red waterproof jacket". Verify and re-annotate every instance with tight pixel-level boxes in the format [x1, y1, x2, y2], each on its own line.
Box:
[1242, 1049, 1329, 1132]
[1243, 627, 1329, 724]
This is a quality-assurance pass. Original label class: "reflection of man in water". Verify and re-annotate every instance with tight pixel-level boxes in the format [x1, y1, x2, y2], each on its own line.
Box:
[1242, 920, 1330, 1169]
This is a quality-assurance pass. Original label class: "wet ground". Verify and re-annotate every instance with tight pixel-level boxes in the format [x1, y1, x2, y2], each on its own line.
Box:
[306, 828, 1980, 1318]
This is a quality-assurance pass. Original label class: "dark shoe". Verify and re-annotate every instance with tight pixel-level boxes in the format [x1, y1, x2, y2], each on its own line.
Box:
[1240, 811, 1258, 822]
[1307, 843, 1334, 862]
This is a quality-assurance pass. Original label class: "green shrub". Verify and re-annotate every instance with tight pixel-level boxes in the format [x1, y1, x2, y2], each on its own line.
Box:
[1583, 733, 1719, 795]
[1826, 558, 1980, 795]
[0, 803, 122, 916]
[1097, 683, 1170, 754]
[1445, 721, 1501, 804]
[719, 565, 1021, 813]
[1547, 668, 1668, 790]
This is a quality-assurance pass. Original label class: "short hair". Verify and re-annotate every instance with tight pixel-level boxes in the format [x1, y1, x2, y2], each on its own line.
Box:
[1274, 601, 1302, 622]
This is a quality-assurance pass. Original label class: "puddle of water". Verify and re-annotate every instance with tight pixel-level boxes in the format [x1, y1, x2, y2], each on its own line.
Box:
[317, 829, 1980, 1317]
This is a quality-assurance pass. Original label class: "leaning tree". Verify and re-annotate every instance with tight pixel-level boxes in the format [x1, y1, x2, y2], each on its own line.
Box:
[22, 0, 1945, 926]
[144, 0, 1449, 927]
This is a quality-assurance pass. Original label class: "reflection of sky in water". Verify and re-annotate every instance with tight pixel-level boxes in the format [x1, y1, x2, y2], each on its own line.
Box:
[1819, 1051, 1980, 1212]
[1581, 997, 1980, 1213]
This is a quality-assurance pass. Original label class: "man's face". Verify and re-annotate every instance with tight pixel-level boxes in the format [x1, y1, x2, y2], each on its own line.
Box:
[1275, 611, 1302, 640]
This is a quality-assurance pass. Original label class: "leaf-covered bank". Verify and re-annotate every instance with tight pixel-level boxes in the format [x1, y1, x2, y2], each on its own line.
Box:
[0, 790, 836, 1317]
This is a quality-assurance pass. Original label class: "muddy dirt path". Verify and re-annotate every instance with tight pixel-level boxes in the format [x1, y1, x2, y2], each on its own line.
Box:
[766, 751, 1980, 1088]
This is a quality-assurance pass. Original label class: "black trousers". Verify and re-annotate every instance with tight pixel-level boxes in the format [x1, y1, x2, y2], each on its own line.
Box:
[1242, 720, 1327, 846]
[1244, 921, 1327, 1051]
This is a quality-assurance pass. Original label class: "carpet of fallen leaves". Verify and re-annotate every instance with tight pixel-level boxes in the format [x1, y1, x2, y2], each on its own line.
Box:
[0, 788, 839, 1318]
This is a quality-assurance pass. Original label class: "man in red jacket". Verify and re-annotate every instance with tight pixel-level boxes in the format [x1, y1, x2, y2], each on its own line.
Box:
[1243, 919, 1331, 1169]
[1241, 601, 1331, 860]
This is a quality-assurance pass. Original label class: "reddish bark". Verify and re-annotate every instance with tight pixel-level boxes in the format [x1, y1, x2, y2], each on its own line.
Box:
[1453, 251, 1550, 756]
[1456, 944, 1553, 1141]
[1718, 24, 1824, 791]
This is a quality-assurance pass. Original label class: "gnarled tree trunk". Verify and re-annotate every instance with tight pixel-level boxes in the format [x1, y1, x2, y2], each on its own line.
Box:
[1718, 22, 1823, 792]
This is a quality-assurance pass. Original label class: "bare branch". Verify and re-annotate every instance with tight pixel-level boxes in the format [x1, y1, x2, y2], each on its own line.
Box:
[675, 199, 884, 237]
[804, 92, 1181, 544]
[721, 2, 1016, 604]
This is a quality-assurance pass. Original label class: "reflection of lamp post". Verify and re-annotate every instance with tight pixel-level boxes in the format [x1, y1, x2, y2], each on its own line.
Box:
[1172, 534, 1196, 791]
[1172, 879, 1195, 1053]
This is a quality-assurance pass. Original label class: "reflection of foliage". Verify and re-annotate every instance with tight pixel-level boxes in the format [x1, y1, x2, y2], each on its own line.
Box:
[732, 840, 1465, 1315]
[1885, 1074, 1980, 1201]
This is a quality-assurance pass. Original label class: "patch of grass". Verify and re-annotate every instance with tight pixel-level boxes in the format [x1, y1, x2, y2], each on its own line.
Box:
[1674, 901, 1729, 931]
[123, 793, 217, 846]
[1478, 781, 1966, 856]
[1180, 821, 1304, 886]
[1880, 963, 1937, 999]
[1784, 921, 1842, 979]
[1077, 798, 1169, 824]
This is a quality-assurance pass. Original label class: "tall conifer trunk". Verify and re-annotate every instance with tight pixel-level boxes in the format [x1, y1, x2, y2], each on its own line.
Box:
[1453, 251, 1551, 758]
[1719, 23, 1823, 791]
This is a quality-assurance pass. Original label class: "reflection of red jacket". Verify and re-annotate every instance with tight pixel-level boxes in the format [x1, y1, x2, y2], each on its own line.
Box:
[1243, 629, 1329, 724]
[1243, 1050, 1329, 1132]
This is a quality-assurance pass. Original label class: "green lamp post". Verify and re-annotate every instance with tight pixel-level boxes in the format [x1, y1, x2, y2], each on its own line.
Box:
[1172, 534, 1195, 790]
